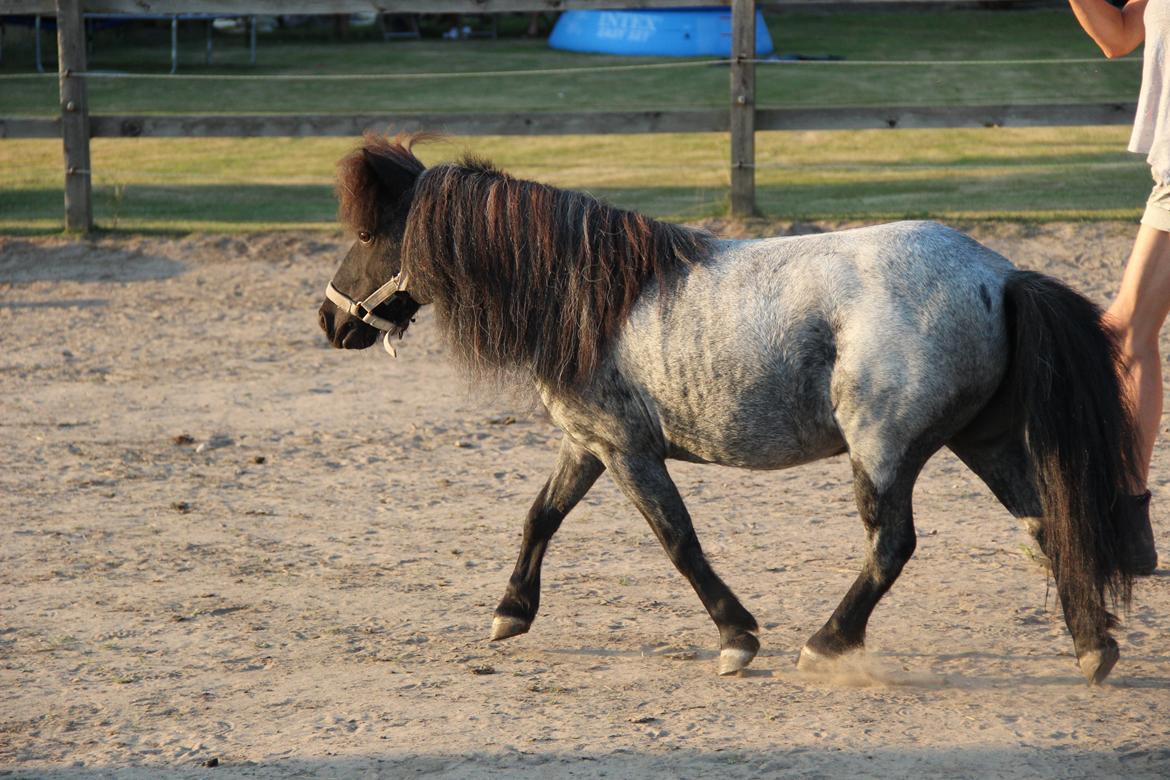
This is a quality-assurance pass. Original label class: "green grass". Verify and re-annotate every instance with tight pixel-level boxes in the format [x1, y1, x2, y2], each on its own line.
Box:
[0, 9, 1152, 232]
[0, 127, 1146, 233]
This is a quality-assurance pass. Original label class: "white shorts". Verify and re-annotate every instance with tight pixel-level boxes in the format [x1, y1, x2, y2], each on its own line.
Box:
[1141, 170, 1170, 232]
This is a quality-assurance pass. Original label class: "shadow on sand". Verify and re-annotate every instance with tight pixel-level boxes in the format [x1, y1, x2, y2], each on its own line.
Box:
[0, 240, 184, 284]
[5, 745, 1169, 779]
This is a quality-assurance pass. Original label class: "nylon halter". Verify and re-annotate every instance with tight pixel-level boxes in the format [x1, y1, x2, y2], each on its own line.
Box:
[324, 271, 407, 357]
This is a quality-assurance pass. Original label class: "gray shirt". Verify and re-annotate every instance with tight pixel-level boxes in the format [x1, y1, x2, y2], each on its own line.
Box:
[1131, 0, 1170, 180]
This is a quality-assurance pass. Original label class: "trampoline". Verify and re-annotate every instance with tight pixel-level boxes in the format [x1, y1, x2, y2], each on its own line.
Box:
[549, 7, 773, 58]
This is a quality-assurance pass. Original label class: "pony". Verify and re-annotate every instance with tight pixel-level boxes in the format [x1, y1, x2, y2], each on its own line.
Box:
[318, 133, 1145, 683]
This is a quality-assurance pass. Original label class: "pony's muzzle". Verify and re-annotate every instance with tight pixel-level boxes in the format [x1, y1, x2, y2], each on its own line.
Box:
[318, 300, 379, 350]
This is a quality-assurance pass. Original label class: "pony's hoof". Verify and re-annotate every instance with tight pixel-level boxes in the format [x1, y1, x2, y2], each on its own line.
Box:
[796, 644, 839, 673]
[489, 615, 530, 642]
[718, 633, 759, 675]
[1078, 641, 1120, 685]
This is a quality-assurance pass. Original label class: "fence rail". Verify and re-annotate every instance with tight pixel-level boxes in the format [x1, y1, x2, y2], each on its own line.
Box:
[0, 0, 1137, 231]
[2, 102, 1138, 142]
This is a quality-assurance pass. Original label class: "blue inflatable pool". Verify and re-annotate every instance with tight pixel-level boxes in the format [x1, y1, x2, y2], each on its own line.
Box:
[549, 7, 774, 57]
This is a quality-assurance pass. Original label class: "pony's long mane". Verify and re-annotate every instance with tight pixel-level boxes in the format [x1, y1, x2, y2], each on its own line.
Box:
[403, 156, 713, 388]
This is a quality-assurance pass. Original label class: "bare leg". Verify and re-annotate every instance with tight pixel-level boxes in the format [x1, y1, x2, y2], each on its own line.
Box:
[491, 438, 604, 641]
[1105, 224, 1170, 487]
[606, 453, 759, 675]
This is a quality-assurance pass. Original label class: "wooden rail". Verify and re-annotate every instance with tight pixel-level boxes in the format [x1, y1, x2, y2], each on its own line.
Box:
[2, 103, 1138, 141]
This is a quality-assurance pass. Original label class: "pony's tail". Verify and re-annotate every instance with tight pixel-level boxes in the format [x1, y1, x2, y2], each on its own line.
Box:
[1003, 271, 1139, 626]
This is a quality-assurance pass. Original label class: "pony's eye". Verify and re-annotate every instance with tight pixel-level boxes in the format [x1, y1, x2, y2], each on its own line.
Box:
[358, 231, 372, 243]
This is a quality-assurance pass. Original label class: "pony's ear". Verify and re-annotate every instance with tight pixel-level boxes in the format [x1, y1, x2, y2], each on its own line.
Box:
[337, 133, 430, 232]
[363, 147, 423, 201]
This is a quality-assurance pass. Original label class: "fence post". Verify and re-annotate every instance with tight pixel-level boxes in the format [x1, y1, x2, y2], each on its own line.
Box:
[730, 0, 757, 218]
[57, 0, 92, 233]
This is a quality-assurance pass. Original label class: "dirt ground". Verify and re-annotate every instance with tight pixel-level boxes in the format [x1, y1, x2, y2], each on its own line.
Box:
[1, 222, 1168, 779]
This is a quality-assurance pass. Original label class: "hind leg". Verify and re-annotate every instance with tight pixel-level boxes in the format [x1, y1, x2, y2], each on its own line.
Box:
[799, 454, 924, 669]
[948, 434, 1047, 558]
[949, 434, 1119, 683]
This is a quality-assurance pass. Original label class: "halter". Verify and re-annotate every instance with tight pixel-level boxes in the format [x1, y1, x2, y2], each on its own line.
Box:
[324, 272, 407, 356]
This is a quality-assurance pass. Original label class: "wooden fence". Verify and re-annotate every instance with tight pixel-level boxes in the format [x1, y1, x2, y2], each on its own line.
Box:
[0, 0, 1138, 231]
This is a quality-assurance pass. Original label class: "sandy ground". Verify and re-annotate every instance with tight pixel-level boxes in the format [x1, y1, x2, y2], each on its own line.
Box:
[1, 222, 1168, 779]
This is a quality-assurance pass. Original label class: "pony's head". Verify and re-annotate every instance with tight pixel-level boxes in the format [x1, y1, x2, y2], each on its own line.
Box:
[321, 133, 712, 385]
[318, 133, 430, 350]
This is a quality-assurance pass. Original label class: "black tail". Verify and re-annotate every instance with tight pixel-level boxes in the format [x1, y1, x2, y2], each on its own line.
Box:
[1003, 272, 1139, 623]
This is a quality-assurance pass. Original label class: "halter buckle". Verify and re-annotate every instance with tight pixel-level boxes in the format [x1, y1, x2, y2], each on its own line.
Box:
[324, 273, 404, 332]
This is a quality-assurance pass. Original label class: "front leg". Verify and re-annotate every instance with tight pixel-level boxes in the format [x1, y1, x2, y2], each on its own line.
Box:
[491, 438, 604, 641]
[606, 453, 759, 675]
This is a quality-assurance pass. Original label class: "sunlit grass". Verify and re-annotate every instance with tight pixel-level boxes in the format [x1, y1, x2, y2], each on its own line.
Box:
[0, 126, 1147, 233]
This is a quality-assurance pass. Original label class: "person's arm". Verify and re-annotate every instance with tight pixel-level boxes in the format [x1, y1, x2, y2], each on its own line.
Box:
[1070, 0, 1148, 58]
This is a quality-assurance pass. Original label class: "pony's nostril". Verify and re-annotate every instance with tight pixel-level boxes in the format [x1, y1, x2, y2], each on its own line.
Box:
[334, 319, 354, 347]
[318, 306, 334, 339]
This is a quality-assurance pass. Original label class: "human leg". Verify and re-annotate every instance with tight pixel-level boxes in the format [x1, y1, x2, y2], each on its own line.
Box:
[1105, 223, 1170, 485]
[1104, 221, 1170, 573]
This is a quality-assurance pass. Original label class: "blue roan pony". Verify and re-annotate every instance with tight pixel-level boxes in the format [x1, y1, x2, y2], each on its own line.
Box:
[319, 135, 1145, 684]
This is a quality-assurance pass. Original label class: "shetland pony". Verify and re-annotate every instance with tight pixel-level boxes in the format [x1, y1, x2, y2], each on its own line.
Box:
[319, 135, 1141, 683]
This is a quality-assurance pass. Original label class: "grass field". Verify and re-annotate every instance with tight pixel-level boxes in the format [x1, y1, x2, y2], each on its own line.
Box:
[0, 8, 1152, 232]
